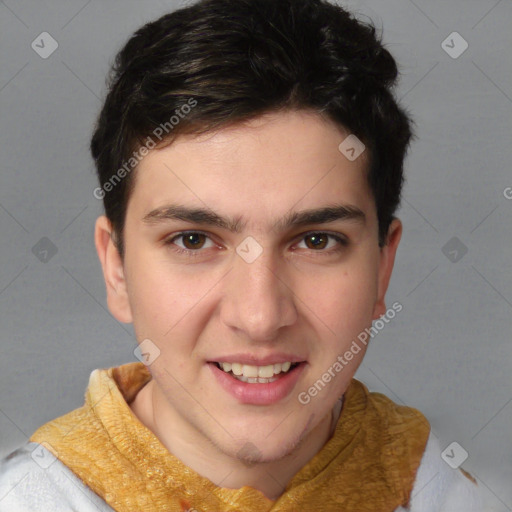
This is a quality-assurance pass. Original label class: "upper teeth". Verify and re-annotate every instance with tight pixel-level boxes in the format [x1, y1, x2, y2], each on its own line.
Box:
[219, 362, 293, 378]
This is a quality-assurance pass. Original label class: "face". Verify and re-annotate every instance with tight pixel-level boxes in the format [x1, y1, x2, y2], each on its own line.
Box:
[96, 110, 401, 465]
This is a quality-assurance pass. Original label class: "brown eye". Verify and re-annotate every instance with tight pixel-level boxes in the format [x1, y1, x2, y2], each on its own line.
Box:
[164, 231, 217, 258]
[181, 232, 207, 250]
[304, 233, 329, 250]
[296, 232, 348, 254]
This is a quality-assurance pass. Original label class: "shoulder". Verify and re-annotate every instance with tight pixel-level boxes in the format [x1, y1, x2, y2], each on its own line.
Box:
[352, 379, 430, 439]
[395, 432, 484, 512]
[0, 443, 114, 512]
[355, 383, 484, 511]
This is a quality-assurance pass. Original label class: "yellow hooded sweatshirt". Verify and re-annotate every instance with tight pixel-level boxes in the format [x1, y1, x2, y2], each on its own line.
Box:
[30, 362, 431, 512]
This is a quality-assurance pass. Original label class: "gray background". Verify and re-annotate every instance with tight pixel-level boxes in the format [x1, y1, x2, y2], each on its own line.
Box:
[1, 0, 511, 509]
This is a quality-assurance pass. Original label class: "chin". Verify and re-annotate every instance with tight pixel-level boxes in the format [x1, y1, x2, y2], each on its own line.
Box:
[233, 441, 299, 465]
[227, 423, 311, 465]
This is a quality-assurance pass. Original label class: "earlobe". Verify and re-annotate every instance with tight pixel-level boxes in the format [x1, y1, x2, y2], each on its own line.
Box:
[94, 216, 133, 324]
[372, 219, 402, 320]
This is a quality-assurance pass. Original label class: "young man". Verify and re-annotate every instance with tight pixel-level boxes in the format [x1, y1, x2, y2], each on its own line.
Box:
[0, 0, 482, 510]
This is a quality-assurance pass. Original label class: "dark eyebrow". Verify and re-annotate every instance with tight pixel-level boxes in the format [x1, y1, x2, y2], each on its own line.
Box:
[143, 205, 245, 232]
[273, 204, 366, 232]
[142, 204, 366, 233]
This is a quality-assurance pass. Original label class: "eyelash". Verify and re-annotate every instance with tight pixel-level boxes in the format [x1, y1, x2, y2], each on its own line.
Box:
[164, 231, 348, 258]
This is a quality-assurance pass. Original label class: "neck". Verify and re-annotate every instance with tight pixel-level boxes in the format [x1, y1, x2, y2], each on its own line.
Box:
[130, 380, 343, 501]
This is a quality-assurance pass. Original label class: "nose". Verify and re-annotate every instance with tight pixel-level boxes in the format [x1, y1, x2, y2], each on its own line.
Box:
[219, 245, 298, 342]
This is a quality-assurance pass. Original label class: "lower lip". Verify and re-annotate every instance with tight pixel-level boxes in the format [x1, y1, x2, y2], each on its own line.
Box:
[208, 362, 307, 405]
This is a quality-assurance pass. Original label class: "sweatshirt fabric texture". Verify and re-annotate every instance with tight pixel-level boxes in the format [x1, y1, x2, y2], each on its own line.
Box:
[0, 362, 482, 511]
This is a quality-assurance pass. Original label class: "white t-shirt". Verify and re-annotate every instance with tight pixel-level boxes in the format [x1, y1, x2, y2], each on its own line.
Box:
[0, 433, 483, 511]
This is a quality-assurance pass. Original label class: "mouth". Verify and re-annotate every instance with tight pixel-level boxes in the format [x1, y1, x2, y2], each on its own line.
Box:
[208, 360, 307, 405]
[210, 361, 302, 383]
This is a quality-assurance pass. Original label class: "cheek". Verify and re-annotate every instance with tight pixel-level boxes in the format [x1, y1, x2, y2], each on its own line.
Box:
[124, 252, 200, 337]
[125, 250, 226, 354]
[296, 262, 378, 342]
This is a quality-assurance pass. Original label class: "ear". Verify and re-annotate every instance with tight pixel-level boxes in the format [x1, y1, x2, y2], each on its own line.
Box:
[94, 216, 133, 324]
[372, 218, 402, 320]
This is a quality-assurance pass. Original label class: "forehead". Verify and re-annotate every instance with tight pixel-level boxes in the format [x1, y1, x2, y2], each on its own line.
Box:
[128, 110, 375, 227]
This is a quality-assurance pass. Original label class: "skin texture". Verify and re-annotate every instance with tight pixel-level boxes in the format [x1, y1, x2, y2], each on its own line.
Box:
[95, 110, 402, 500]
